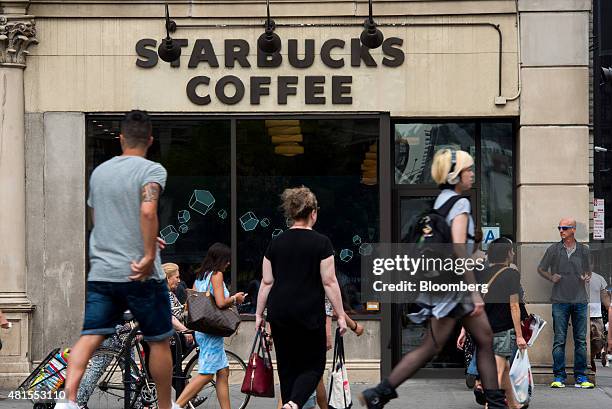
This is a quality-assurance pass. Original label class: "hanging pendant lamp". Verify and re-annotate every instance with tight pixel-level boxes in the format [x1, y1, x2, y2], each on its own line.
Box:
[257, 0, 282, 54]
[158, 3, 181, 63]
[360, 0, 384, 49]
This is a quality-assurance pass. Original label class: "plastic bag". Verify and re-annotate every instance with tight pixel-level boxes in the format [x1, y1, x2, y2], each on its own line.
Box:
[328, 329, 352, 409]
[509, 349, 533, 405]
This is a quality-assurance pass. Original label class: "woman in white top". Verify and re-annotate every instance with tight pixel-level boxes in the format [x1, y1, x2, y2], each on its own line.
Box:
[359, 149, 506, 409]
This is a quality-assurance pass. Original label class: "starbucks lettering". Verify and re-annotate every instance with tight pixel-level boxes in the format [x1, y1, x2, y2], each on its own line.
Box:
[135, 37, 405, 105]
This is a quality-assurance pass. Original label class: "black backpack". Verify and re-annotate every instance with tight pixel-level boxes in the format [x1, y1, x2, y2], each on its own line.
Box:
[403, 194, 472, 283]
[404, 195, 470, 245]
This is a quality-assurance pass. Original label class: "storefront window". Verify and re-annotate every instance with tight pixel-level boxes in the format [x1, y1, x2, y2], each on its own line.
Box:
[87, 116, 379, 314]
[393, 120, 515, 240]
[236, 118, 380, 314]
[394, 123, 476, 185]
[481, 123, 514, 240]
[86, 118, 231, 288]
[392, 120, 515, 367]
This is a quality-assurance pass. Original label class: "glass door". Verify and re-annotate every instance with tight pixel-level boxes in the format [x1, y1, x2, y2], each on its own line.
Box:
[391, 190, 470, 368]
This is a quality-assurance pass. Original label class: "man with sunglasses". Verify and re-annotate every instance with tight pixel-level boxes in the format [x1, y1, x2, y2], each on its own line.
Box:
[538, 218, 593, 389]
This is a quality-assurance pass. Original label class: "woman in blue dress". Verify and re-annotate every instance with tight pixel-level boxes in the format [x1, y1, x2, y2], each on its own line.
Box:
[176, 243, 246, 409]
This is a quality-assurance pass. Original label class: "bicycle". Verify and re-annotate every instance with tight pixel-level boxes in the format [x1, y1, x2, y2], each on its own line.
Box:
[181, 342, 250, 409]
[87, 312, 250, 409]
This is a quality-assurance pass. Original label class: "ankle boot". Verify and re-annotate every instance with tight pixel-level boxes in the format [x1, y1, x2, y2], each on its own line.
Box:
[358, 379, 398, 409]
[484, 389, 508, 409]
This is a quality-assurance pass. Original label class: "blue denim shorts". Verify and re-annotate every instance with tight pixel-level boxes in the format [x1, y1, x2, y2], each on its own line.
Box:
[82, 280, 174, 342]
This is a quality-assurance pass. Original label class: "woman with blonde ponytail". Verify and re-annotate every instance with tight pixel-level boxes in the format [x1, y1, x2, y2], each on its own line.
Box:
[360, 149, 507, 409]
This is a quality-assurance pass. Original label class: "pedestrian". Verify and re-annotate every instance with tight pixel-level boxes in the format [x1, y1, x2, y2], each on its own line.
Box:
[537, 217, 593, 388]
[57, 110, 178, 409]
[587, 262, 610, 371]
[162, 262, 195, 346]
[76, 320, 132, 409]
[175, 243, 246, 409]
[162, 262, 196, 396]
[77, 262, 196, 409]
[457, 229, 487, 392]
[360, 149, 505, 409]
[255, 186, 348, 409]
[277, 297, 364, 409]
[476, 238, 528, 409]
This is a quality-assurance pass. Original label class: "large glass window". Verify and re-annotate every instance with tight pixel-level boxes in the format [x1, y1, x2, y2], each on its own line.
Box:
[86, 116, 379, 314]
[391, 120, 515, 368]
[394, 123, 475, 185]
[393, 121, 515, 240]
[87, 118, 231, 289]
[236, 118, 380, 314]
[481, 123, 514, 239]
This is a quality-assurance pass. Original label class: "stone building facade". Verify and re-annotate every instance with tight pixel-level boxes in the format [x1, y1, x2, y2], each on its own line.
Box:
[0, 0, 592, 387]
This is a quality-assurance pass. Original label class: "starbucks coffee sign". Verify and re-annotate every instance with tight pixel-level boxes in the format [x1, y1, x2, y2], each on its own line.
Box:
[135, 37, 405, 106]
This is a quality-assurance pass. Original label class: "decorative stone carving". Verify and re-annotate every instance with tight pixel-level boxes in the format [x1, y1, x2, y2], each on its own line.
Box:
[0, 16, 38, 67]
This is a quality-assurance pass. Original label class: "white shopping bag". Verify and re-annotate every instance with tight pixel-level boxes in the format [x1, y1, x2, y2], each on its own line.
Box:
[328, 329, 352, 409]
[509, 349, 533, 405]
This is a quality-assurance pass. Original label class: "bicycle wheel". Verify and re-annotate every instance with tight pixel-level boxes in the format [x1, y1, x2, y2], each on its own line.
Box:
[183, 350, 250, 409]
[85, 347, 147, 409]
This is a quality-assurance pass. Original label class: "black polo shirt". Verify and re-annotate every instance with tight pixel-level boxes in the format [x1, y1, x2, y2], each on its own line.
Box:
[538, 241, 590, 303]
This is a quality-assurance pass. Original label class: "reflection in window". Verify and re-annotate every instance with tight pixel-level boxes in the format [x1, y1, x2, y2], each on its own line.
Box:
[481, 123, 514, 240]
[394, 123, 475, 185]
[399, 197, 436, 243]
[237, 119, 380, 314]
[393, 120, 515, 241]
[86, 118, 232, 289]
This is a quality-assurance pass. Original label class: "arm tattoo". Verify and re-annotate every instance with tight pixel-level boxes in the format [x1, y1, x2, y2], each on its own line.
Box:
[142, 183, 160, 203]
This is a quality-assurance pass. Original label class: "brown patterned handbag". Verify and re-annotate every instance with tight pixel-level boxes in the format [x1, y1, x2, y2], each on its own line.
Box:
[185, 273, 241, 337]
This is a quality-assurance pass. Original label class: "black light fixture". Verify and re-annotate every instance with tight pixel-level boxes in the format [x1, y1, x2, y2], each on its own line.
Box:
[257, 0, 281, 54]
[158, 3, 181, 63]
[360, 0, 384, 49]
[601, 67, 612, 86]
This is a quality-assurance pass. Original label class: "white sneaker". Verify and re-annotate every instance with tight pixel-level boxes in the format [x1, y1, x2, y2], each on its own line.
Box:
[171, 403, 183, 409]
[54, 402, 80, 409]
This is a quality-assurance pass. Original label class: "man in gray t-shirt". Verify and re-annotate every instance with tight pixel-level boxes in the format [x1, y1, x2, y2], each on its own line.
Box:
[88, 155, 166, 282]
[537, 217, 592, 389]
[57, 111, 178, 409]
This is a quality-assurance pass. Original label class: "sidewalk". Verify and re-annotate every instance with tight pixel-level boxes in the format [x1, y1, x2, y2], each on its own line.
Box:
[2, 366, 611, 408]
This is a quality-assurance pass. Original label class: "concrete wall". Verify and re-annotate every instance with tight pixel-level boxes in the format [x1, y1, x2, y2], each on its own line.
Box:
[25, 112, 86, 364]
[231, 320, 381, 383]
[28, 1, 518, 18]
[517, 0, 592, 380]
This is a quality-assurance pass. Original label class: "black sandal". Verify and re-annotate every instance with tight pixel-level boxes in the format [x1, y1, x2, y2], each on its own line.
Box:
[473, 384, 486, 406]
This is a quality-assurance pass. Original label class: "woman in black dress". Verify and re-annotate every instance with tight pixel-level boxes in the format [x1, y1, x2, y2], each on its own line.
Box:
[255, 186, 348, 409]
